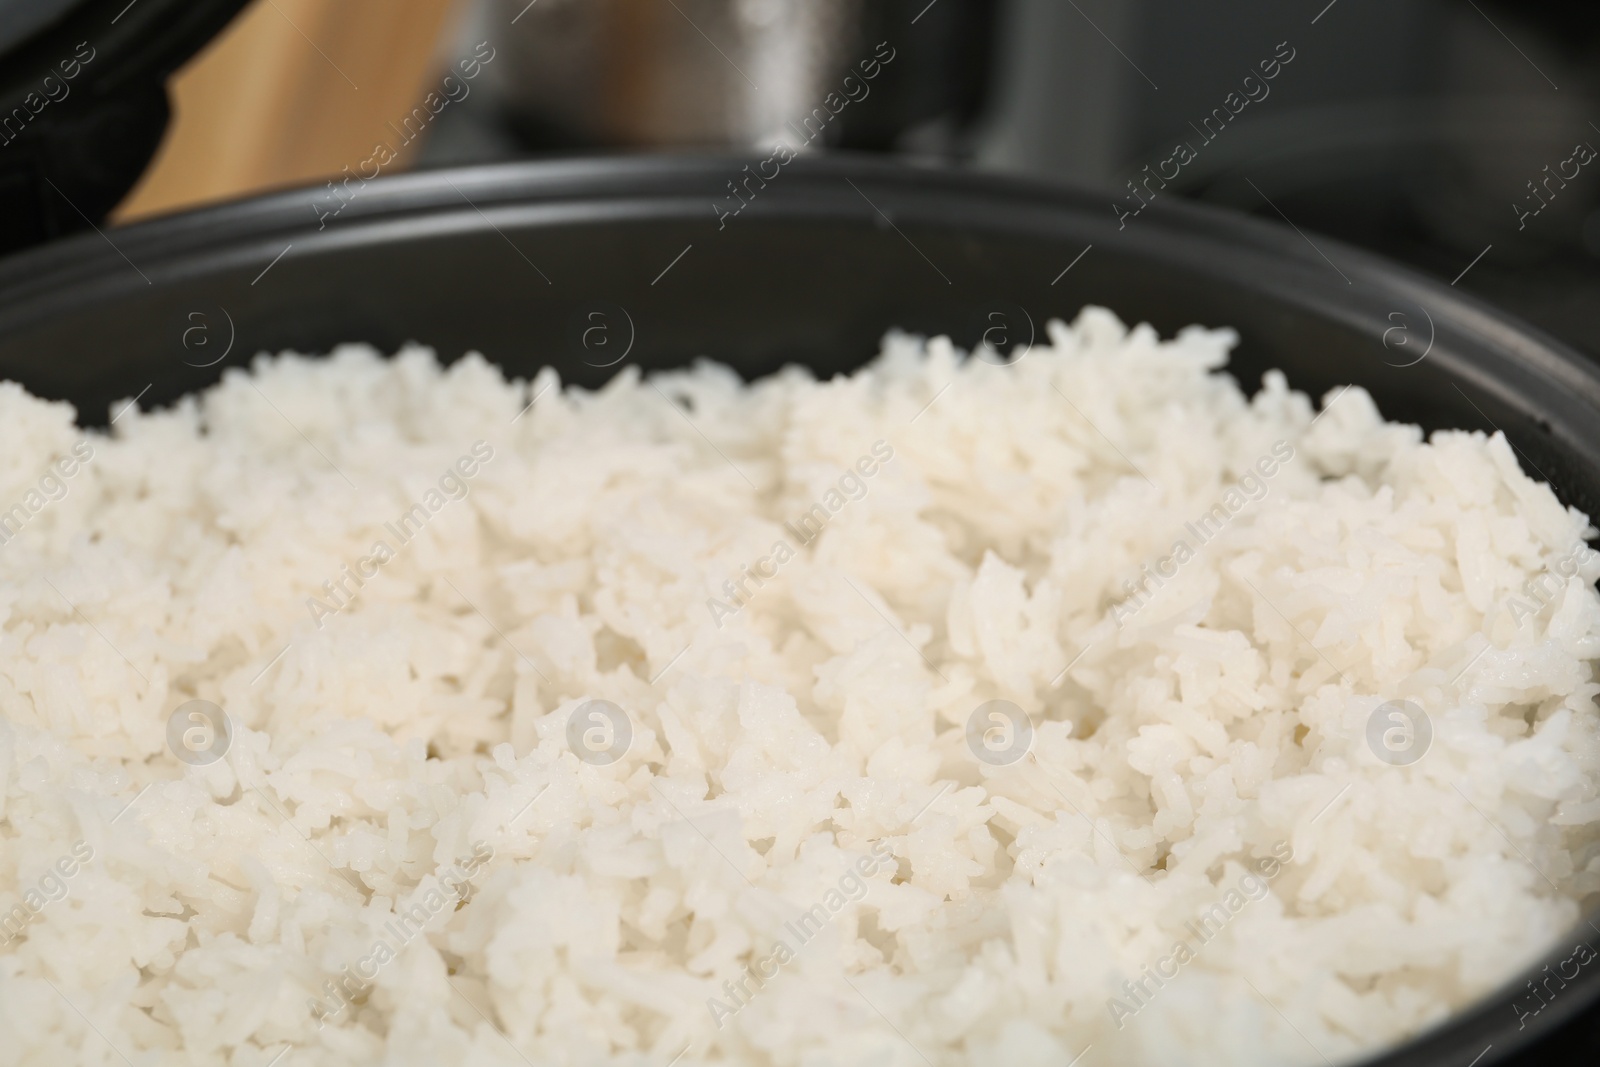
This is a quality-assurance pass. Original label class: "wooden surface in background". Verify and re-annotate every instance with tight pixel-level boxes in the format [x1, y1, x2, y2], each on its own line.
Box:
[117, 0, 461, 221]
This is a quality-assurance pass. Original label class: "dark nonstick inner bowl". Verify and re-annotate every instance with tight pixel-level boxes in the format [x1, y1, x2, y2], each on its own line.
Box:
[1, 155, 1597, 1066]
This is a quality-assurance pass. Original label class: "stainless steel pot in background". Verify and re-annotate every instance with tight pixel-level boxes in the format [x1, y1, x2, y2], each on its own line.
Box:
[436, 0, 1000, 156]
[485, 0, 861, 148]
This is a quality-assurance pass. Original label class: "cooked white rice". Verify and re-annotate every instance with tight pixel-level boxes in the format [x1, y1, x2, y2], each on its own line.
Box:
[1, 306, 1597, 1066]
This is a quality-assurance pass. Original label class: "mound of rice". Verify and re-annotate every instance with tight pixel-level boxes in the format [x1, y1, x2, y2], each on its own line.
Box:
[1, 306, 1598, 1067]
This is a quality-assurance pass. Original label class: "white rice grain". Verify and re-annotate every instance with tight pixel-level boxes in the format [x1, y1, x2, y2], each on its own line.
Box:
[0, 306, 1596, 1066]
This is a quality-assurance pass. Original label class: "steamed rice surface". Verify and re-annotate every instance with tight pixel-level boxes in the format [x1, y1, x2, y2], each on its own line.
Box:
[1, 306, 1598, 1066]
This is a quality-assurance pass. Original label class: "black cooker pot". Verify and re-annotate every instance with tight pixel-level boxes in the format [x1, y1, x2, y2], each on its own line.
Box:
[0, 155, 1595, 1066]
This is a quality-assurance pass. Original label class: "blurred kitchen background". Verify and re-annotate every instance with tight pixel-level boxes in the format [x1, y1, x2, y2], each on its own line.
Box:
[5, 0, 1600, 361]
